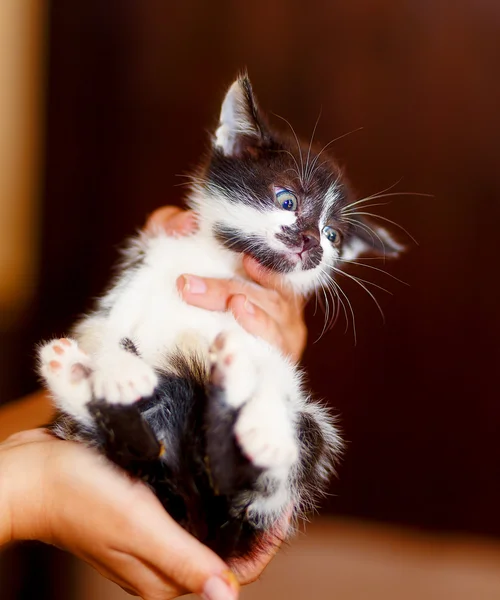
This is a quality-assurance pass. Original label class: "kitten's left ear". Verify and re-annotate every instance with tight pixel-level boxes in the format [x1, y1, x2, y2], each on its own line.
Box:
[214, 75, 267, 157]
[343, 215, 404, 260]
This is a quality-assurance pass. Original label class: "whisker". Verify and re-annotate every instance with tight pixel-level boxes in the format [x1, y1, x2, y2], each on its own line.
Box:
[322, 274, 342, 333]
[342, 216, 388, 259]
[336, 258, 409, 286]
[272, 113, 305, 185]
[314, 270, 335, 341]
[332, 266, 392, 295]
[324, 276, 345, 332]
[341, 179, 404, 213]
[345, 211, 419, 245]
[304, 107, 322, 184]
[306, 127, 364, 184]
[331, 266, 385, 322]
[342, 202, 391, 212]
[342, 191, 433, 214]
[275, 149, 302, 185]
[329, 274, 357, 344]
[318, 266, 354, 342]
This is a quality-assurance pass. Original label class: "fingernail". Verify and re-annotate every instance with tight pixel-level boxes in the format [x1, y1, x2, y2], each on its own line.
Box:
[221, 570, 240, 594]
[182, 275, 207, 294]
[202, 572, 239, 600]
[244, 298, 255, 314]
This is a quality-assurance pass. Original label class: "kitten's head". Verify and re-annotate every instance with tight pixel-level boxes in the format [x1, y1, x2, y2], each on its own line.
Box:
[189, 75, 402, 294]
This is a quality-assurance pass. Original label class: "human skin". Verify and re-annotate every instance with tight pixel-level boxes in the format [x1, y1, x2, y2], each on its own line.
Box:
[0, 207, 307, 600]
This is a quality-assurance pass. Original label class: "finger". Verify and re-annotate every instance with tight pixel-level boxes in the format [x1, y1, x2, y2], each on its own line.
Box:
[128, 496, 240, 599]
[229, 292, 306, 361]
[82, 555, 145, 598]
[145, 207, 198, 236]
[228, 295, 285, 354]
[230, 513, 291, 585]
[177, 274, 281, 317]
[85, 551, 183, 600]
[242, 255, 302, 302]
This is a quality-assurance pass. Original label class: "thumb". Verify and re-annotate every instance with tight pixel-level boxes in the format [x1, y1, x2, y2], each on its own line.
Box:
[130, 494, 240, 599]
[242, 255, 303, 306]
[242, 255, 286, 291]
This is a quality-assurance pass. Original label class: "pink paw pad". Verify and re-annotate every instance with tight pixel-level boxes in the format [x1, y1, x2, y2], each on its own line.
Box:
[70, 363, 91, 382]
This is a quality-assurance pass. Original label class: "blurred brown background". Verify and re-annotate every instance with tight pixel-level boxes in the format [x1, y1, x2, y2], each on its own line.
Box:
[1, 0, 500, 598]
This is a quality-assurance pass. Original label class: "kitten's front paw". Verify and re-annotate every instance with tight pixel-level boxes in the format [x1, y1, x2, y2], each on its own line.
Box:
[209, 331, 257, 408]
[92, 351, 158, 404]
[235, 399, 299, 472]
[39, 338, 92, 407]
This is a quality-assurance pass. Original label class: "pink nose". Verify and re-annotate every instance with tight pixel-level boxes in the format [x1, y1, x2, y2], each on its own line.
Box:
[301, 232, 320, 252]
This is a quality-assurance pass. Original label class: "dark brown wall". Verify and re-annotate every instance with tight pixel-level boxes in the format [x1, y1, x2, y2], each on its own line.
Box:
[11, 0, 500, 539]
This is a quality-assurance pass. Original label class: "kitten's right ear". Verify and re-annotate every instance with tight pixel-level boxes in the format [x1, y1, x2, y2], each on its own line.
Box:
[214, 75, 266, 157]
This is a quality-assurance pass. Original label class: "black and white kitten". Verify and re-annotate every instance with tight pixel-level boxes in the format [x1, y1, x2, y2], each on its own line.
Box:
[38, 76, 400, 560]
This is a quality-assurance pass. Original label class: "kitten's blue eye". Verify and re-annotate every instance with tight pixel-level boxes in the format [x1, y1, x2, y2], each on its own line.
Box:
[323, 225, 341, 245]
[275, 188, 297, 211]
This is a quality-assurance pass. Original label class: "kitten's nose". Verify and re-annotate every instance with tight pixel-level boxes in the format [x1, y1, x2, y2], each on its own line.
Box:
[301, 232, 320, 252]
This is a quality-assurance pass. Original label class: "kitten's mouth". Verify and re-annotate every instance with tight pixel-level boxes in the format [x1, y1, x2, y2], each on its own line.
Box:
[284, 242, 323, 271]
[274, 246, 322, 273]
[276, 231, 323, 270]
[213, 223, 322, 274]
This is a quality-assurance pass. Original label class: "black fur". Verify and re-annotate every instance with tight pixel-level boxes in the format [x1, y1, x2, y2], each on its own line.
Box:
[214, 224, 296, 273]
[52, 353, 276, 560]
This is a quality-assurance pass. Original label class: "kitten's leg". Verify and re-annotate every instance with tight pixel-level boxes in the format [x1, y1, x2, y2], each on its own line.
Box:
[208, 331, 302, 530]
[91, 343, 158, 404]
[210, 331, 299, 473]
[38, 338, 93, 423]
[208, 330, 341, 534]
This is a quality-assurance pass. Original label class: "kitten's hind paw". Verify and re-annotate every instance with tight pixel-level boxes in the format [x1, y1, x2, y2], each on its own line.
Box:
[39, 338, 93, 418]
[235, 397, 299, 472]
[92, 350, 158, 405]
[87, 400, 163, 467]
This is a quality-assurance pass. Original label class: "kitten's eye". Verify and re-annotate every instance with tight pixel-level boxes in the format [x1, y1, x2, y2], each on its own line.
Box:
[322, 225, 341, 245]
[275, 188, 297, 211]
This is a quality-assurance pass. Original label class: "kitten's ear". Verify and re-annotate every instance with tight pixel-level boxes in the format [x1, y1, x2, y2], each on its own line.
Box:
[343, 216, 404, 260]
[214, 75, 267, 157]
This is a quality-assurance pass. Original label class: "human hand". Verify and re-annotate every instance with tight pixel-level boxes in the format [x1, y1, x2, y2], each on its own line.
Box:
[0, 429, 240, 600]
[146, 207, 307, 362]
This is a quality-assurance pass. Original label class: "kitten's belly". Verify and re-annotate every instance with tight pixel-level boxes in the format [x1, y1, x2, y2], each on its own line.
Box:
[108, 233, 243, 365]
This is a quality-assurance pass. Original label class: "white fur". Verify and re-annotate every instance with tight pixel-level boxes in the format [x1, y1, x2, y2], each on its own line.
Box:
[39, 338, 92, 422]
[211, 331, 300, 473]
[38, 204, 322, 515]
[92, 349, 158, 404]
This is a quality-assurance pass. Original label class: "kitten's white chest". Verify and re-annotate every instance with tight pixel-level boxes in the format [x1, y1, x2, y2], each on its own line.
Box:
[108, 232, 242, 365]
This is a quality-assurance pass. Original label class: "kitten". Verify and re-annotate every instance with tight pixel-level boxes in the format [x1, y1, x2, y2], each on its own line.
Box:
[37, 75, 400, 560]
